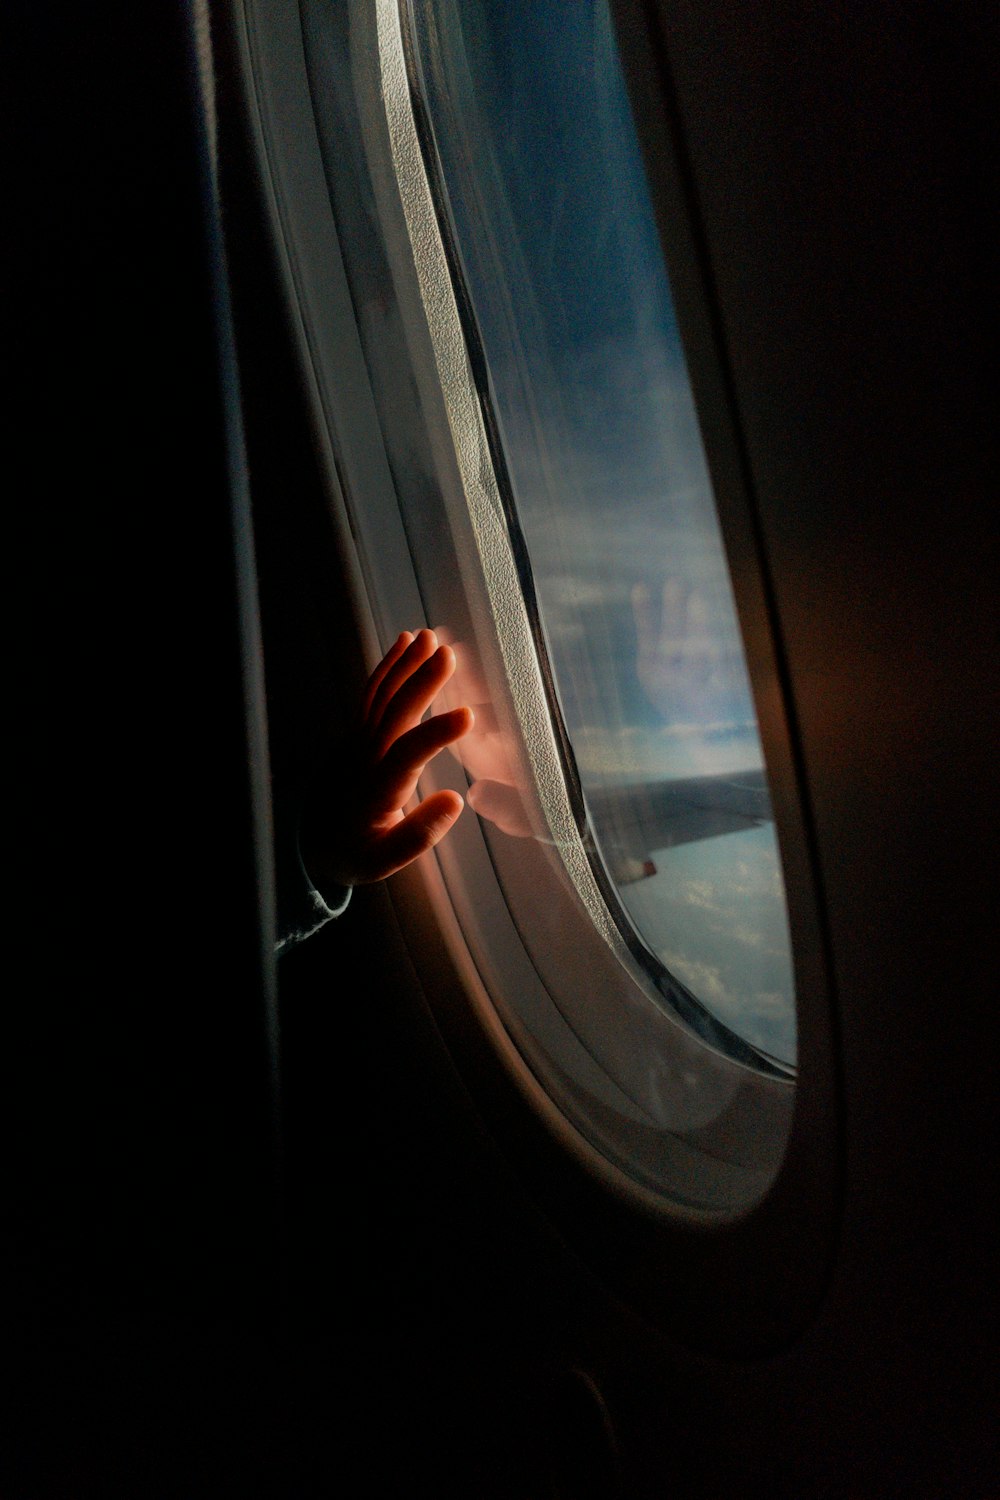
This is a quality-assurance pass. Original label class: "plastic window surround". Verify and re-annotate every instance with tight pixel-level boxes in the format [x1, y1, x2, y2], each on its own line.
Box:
[371, 0, 635, 979]
[242, 0, 797, 1215]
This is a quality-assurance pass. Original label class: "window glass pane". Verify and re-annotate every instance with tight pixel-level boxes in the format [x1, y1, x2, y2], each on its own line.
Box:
[408, 0, 796, 1065]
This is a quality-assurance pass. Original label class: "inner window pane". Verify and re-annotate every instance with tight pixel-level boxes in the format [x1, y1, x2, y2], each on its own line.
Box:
[408, 0, 796, 1067]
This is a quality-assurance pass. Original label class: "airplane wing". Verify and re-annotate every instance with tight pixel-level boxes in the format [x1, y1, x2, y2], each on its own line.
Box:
[581, 768, 771, 884]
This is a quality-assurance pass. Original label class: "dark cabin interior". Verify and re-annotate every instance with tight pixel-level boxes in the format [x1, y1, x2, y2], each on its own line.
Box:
[5, 2, 994, 1495]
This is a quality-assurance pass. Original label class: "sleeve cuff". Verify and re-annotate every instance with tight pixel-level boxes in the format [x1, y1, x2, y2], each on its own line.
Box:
[273, 784, 352, 954]
[275, 874, 350, 956]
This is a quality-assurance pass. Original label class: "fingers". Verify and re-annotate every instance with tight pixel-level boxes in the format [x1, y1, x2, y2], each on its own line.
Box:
[361, 791, 465, 882]
[371, 640, 459, 759]
[367, 629, 438, 733]
[363, 631, 413, 718]
[369, 705, 474, 822]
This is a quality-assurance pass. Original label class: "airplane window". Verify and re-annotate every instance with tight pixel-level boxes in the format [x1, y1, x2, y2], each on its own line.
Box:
[407, 1, 796, 1069]
[291, 0, 799, 1209]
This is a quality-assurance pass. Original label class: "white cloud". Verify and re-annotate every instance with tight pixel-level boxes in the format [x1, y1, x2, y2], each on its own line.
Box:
[751, 990, 791, 1017]
[661, 951, 729, 1009]
[683, 880, 718, 912]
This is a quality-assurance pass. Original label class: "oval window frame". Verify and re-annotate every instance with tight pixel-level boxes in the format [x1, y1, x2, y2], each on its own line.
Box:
[233, 0, 840, 1354]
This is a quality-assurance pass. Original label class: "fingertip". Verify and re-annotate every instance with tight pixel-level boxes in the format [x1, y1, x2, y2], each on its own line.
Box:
[430, 787, 464, 827]
[438, 790, 465, 827]
[408, 790, 465, 861]
[387, 630, 414, 660]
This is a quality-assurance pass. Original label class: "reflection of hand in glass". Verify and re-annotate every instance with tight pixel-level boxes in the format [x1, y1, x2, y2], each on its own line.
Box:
[442, 642, 536, 839]
[302, 630, 474, 886]
[632, 578, 720, 721]
[466, 764, 534, 837]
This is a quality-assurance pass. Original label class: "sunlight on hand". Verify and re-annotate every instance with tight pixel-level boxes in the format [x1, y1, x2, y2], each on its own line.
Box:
[304, 629, 474, 887]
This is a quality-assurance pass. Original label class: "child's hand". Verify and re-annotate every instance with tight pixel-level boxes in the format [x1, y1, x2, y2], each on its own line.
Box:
[302, 629, 474, 889]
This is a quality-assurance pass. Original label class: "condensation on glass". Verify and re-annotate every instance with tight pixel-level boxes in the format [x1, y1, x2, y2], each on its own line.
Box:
[298, 0, 798, 1209]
